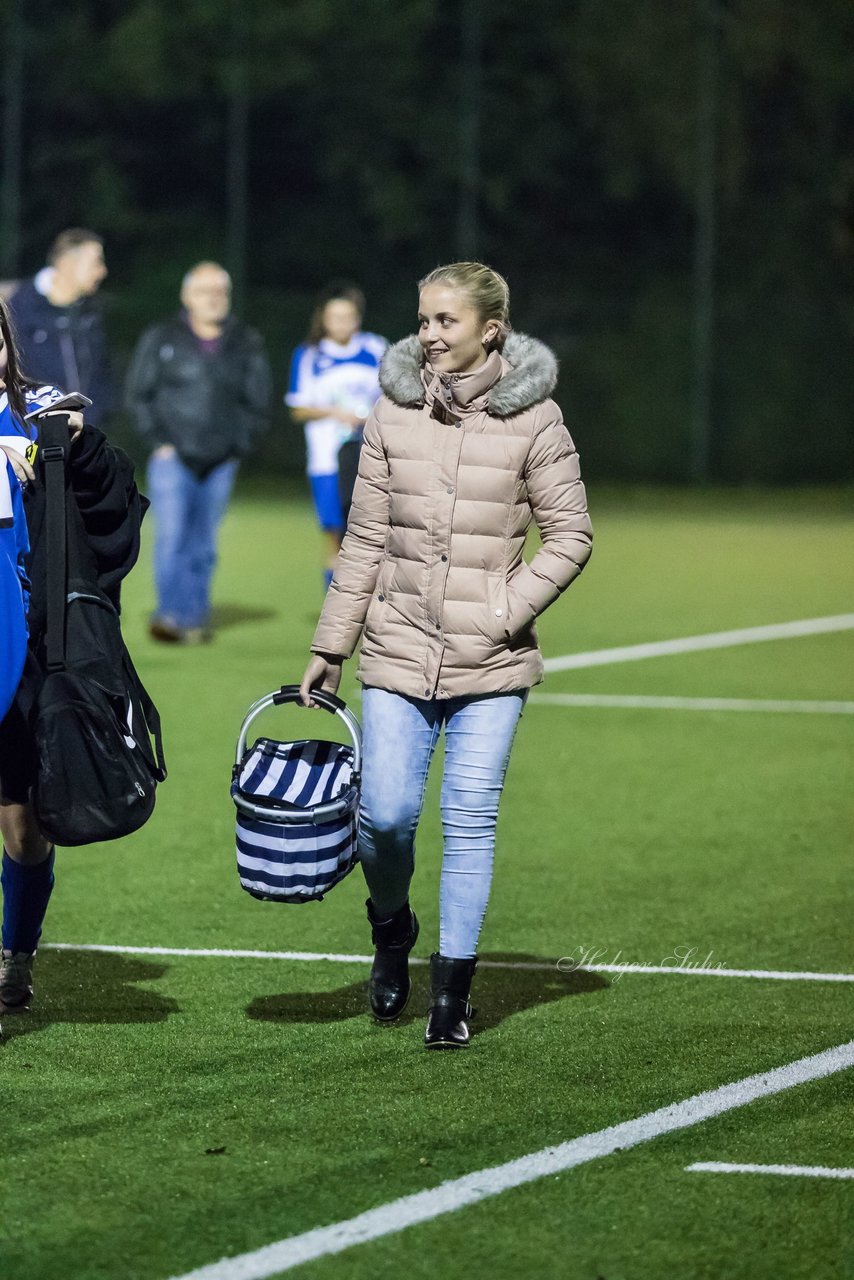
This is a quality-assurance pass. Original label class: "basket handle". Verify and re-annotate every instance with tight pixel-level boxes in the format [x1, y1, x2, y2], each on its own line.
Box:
[273, 684, 345, 714]
[234, 686, 362, 776]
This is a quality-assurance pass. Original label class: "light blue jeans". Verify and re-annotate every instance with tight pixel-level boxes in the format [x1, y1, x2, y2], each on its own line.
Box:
[359, 686, 527, 959]
[147, 452, 239, 629]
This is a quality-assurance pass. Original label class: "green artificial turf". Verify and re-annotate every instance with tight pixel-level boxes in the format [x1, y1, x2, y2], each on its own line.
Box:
[2, 481, 852, 1280]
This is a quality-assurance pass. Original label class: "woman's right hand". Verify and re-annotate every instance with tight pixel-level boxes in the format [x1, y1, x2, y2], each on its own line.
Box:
[299, 654, 344, 708]
[0, 444, 35, 487]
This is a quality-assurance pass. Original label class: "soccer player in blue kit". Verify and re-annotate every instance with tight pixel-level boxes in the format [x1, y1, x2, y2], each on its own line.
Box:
[0, 296, 144, 1018]
[286, 284, 386, 588]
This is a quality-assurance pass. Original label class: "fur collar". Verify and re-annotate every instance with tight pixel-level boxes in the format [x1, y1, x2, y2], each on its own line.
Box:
[379, 332, 558, 418]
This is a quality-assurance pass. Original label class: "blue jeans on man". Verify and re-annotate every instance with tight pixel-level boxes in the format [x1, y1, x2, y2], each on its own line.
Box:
[147, 450, 238, 634]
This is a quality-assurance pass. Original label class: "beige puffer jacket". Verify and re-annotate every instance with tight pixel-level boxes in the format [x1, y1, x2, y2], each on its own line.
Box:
[311, 333, 592, 698]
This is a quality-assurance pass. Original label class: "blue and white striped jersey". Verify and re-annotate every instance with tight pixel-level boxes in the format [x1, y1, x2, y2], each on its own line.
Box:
[286, 333, 387, 476]
[0, 384, 67, 464]
[0, 456, 29, 720]
[0, 386, 58, 715]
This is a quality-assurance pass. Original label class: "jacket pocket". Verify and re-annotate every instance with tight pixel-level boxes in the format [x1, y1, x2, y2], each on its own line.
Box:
[505, 562, 540, 640]
[364, 558, 392, 632]
[482, 572, 511, 645]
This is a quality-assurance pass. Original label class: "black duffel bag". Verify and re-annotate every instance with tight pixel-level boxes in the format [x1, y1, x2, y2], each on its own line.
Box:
[30, 418, 166, 846]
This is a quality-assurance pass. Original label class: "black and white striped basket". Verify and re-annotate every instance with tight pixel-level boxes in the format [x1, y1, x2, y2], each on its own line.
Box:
[231, 685, 362, 904]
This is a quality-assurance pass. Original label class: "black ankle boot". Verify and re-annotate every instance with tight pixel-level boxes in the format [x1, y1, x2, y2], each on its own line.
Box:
[366, 898, 419, 1021]
[424, 953, 477, 1049]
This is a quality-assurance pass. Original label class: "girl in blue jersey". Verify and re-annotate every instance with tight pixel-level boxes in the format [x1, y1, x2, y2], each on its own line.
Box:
[286, 283, 386, 588]
[0, 304, 37, 718]
[0, 456, 28, 725]
[0, 297, 143, 1021]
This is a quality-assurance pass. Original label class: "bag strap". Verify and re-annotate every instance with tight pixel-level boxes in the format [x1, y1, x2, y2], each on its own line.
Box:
[40, 416, 71, 672]
[122, 647, 167, 781]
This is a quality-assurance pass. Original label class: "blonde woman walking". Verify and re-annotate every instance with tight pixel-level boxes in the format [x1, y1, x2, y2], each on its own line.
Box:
[300, 262, 592, 1048]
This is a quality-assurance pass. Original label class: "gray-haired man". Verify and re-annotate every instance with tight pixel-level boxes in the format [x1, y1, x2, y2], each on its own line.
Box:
[125, 262, 272, 643]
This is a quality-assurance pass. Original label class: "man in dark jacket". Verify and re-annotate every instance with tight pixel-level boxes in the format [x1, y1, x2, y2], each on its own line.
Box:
[8, 229, 112, 426]
[125, 261, 272, 642]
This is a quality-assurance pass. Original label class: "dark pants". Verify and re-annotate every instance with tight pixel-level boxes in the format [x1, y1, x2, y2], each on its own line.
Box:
[337, 433, 363, 530]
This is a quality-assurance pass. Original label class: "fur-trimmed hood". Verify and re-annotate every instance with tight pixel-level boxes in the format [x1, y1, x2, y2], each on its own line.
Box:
[379, 332, 558, 419]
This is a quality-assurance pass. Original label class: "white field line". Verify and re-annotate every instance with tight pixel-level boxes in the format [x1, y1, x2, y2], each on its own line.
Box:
[564, 962, 854, 984]
[528, 693, 854, 715]
[40, 942, 854, 983]
[543, 614, 854, 673]
[686, 1161, 854, 1180]
[165, 1039, 854, 1280]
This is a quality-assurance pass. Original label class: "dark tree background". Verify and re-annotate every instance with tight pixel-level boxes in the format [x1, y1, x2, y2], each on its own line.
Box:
[2, 0, 852, 481]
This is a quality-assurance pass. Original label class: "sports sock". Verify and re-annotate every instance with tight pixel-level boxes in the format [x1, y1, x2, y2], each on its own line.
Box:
[1, 847, 56, 954]
[323, 568, 334, 590]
